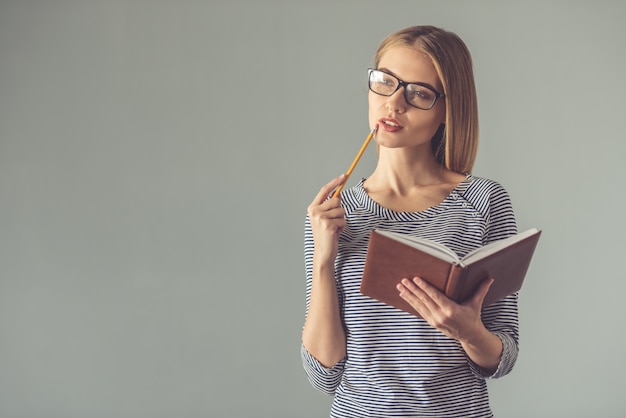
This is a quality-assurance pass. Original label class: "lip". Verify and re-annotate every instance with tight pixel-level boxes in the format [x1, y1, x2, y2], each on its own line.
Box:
[379, 117, 403, 132]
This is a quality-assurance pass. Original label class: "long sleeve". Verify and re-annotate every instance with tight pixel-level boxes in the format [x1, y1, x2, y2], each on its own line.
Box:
[468, 293, 519, 378]
[301, 345, 346, 395]
[300, 176, 523, 417]
[467, 179, 520, 379]
[301, 215, 346, 394]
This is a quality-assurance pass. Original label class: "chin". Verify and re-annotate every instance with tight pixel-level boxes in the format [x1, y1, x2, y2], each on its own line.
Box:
[376, 132, 432, 150]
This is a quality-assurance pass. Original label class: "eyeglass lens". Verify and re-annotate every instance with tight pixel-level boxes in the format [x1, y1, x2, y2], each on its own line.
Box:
[369, 69, 439, 110]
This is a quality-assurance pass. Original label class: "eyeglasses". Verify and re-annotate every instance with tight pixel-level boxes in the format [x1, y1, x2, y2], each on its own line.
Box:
[368, 68, 445, 110]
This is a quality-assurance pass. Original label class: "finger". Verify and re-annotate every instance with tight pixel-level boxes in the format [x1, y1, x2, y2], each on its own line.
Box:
[397, 278, 431, 317]
[411, 276, 444, 305]
[410, 277, 459, 319]
[308, 201, 345, 224]
[312, 174, 346, 205]
[315, 209, 346, 231]
[325, 206, 346, 220]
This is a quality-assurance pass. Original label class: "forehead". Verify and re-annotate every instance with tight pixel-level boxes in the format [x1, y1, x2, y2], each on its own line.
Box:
[377, 45, 441, 90]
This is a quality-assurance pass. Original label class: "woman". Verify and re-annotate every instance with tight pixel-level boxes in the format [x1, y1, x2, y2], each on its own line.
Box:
[302, 25, 519, 417]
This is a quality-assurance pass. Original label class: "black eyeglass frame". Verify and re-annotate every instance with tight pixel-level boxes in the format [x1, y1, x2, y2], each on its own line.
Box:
[368, 68, 445, 110]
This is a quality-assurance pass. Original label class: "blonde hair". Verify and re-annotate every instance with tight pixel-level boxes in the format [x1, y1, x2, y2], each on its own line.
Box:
[375, 26, 479, 174]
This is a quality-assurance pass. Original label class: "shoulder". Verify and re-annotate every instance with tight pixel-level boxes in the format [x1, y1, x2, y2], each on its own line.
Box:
[339, 179, 368, 213]
[465, 175, 509, 192]
[464, 175, 517, 239]
[463, 175, 511, 204]
[462, 175, 515, 218]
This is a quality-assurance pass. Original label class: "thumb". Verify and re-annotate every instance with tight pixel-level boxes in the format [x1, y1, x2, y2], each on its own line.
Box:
[470, 277, 494, 309]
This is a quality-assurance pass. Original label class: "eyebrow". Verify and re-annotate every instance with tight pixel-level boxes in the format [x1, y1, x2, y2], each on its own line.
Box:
[377, 67, 441, 93]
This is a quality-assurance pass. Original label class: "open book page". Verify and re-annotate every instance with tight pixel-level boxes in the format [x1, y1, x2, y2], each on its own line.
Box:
[461, 228, 540, 266]
[373, 230, 460, 263]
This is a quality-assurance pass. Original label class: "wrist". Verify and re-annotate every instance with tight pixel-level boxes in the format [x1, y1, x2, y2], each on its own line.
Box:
[458, 322, 491, 348]
[312, 258, 336, 278]
[459, 325, 503, 372]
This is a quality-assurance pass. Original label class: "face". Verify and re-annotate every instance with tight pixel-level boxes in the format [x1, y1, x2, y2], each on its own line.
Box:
[368, 45, 445, 150]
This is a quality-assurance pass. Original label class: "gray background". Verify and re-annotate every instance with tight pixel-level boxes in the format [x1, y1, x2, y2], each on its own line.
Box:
[1, 1, 625, 417]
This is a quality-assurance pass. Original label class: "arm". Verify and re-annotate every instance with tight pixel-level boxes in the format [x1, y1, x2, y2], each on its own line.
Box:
[301, 175, 348, 391]
[476, 180, 519, 377]
[398, 276, 504, 373]
[301, 253, 346, 367]
[473, 293, 519, 378]
[397, 180, 519, 376]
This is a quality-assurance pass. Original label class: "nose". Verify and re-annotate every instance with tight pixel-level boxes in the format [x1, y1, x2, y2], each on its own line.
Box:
[385, 86, 406, 114]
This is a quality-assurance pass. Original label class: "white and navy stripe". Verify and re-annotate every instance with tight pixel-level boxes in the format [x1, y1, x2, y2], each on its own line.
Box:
[302, 175, 519, 418]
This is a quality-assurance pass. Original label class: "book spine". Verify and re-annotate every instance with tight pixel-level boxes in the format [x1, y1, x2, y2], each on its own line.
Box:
[444, 264, 465, 302]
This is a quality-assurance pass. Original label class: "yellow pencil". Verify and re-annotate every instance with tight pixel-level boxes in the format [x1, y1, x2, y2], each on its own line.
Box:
[332, 125, 378, 198]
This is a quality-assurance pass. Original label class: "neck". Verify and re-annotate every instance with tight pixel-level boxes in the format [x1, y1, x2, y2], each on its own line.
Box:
[367, 146, 449, 193]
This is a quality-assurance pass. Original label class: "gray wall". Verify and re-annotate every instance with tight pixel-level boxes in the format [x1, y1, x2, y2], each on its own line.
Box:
[1, 1, 625, 417]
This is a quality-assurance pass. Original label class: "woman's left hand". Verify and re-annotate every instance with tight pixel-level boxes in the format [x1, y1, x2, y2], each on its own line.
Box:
[396, 276, 494, 342]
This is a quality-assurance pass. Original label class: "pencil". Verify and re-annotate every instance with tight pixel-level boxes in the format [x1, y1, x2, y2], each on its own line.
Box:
[332, 125, 378, 198]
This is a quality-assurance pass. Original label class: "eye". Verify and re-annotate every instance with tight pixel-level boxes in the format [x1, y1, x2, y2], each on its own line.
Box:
[373, 74, 393, 86]
[406, 85, 434, 102]
[370, 71, 398, 93]
[381, 76, 396, 87]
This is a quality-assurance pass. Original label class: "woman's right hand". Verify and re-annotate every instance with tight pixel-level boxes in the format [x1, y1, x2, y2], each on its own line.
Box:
[307, 174, 347, 265]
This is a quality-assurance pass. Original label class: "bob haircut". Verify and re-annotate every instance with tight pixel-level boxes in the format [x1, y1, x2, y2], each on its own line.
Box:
[374, 26, 479, 174]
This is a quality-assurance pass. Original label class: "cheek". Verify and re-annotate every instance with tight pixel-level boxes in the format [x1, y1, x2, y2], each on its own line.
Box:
[416, 105, 445, 132]
[421, 116, 445, 137]
[401, 113, 444, 143]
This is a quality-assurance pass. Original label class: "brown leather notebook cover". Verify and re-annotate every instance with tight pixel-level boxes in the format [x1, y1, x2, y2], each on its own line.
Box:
[360, 229, 541, 316]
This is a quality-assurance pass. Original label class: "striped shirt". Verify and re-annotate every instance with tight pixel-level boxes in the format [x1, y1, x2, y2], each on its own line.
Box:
[302, 175, 519, 418]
